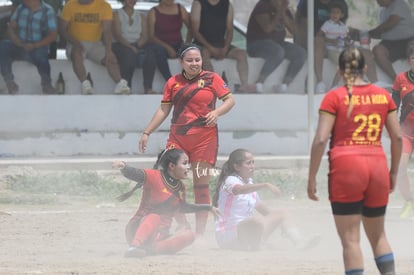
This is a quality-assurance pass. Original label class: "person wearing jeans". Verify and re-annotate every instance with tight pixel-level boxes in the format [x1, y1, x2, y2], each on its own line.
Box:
[0, 0, 57, 94]
[246, 0, 306, 93]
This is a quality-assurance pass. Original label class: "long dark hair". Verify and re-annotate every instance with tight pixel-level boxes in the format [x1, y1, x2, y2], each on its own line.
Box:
[153, 148, 186, 170]
[117, 148, 186, 201]
[212, 148, 250, 207]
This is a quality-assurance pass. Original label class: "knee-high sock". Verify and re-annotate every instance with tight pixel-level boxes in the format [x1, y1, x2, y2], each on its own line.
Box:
[375, 253, 395, 275]
[152, 229, 195, 254]
[131, 214, 161, 247]
[194, 183, 210, 235]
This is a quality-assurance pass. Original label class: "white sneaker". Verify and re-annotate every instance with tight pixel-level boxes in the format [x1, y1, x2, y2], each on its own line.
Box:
[114, 79, 131, 95]
[316, 81, 326, 94]
[81, 79, 94, 95]
[274, 83, 288, 93]
[256, 82, 264, 93]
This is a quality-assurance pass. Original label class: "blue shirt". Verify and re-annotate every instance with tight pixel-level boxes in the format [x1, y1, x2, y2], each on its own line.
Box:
[11, 1, 57, 42]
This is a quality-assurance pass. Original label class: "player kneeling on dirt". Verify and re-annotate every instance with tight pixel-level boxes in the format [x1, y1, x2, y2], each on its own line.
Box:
[113, 148, 220, 258]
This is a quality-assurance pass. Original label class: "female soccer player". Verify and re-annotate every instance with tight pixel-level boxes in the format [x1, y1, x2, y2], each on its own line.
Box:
[139, 43, 235, 236]
[113, 148, 220, 257]
[308, 46, 402, 275]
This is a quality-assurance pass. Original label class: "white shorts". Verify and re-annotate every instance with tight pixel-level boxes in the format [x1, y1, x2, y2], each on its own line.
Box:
[66, 41, 106, 64]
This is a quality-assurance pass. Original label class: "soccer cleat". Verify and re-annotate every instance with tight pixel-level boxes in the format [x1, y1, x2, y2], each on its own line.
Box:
[81, 79, 94, 95]
[124, 246, 147, 258]
[114, 79, 131, 95]
[399, 201, 414, 219]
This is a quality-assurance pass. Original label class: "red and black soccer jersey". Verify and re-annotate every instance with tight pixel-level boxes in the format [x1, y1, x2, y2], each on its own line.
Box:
[320, 84, 396, 151]
[162, 70, 231, 136]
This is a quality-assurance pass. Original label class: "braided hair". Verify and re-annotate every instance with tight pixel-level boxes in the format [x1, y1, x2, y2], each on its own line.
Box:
[212, 148, 250, 207]
[338, 46, 365, 118]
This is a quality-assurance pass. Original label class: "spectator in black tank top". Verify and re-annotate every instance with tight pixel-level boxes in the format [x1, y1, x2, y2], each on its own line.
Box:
[190, 0, 258, 93]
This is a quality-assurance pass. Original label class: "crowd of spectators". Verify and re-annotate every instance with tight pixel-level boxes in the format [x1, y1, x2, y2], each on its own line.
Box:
[1, 0, 414, 95]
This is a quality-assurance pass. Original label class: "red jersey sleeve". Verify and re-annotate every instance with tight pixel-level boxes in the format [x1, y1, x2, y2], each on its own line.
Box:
[211, 72, 231, 100]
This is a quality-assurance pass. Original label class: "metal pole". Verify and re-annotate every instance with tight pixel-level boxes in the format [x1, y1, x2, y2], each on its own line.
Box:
[307, 0, 315, 153]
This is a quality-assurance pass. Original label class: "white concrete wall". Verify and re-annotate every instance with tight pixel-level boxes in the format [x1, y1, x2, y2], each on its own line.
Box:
[0, 57, 403, 157]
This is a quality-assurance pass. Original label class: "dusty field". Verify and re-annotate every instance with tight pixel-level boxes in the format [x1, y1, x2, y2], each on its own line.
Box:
[1, 195, 414, 275]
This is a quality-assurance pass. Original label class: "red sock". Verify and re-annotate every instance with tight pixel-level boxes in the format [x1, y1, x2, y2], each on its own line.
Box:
[194, 184, 210, 235]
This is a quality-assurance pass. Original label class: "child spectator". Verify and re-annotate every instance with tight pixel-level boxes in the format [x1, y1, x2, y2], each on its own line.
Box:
[318, 0, 381, 91]
[319, 1, 349, 89]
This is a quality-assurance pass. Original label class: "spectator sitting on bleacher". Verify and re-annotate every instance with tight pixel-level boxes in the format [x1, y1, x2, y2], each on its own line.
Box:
[11, 0, 64, 59]
[369, 0, 414, 82]
[318, 0, 380, 90]
[295, 0, 348, 94]
[147, 0, 191, 82]
[246, 0, 306, 93]
[191, 0, 257, 93]
[59, 0, 130, 95]
[112, 0, 158, 94]
[0, 0, 57, 94]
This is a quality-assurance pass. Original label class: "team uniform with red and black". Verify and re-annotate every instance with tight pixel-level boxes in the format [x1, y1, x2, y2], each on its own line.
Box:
[320, 84, 397, 216]
[121, 166, 211, 254]
[392, 71, 414, 154]
[162, 70, 231, 166]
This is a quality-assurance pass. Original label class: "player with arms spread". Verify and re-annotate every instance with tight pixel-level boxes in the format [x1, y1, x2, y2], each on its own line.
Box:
[308, 46, 402, 275]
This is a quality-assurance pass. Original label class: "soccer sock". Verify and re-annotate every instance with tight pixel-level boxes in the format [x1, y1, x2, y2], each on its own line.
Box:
[153, 229, 195, 254]
[375, 253, 395, 275]
[345, 269, 364, 275]
[194, 183, 210, 235]
[131, 214, 161, 247]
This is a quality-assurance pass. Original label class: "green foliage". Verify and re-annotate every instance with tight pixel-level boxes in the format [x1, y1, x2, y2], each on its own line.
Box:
[1, 167, 329, 205]
[3, 171, 134, 204]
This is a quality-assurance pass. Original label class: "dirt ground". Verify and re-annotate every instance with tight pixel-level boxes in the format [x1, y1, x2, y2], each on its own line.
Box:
[1, 194, 414, 275]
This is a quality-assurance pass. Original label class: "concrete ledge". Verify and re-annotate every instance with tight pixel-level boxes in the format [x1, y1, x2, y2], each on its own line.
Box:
[0, 56, 401, 157]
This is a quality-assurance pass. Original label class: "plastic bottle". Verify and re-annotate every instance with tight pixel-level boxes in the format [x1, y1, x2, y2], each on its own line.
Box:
[55, 72, 65, 94]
